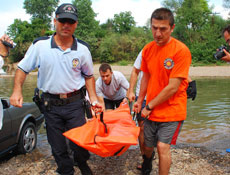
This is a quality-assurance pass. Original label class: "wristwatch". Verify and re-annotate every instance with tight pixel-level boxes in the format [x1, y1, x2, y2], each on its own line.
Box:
[91, 101, 98, 107]
[146, 104, 153, 111]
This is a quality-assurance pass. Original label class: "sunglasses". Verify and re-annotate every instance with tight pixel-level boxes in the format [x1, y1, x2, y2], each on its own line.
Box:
[57, 18, 76, 24]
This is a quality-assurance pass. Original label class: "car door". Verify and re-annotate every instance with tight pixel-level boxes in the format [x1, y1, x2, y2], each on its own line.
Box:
[0, 108, 13, 153]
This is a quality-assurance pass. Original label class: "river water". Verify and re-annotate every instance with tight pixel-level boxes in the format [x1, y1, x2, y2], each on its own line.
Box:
[0, 75, 230, 155]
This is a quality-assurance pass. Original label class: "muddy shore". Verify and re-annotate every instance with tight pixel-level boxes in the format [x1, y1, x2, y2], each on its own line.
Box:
[0, 65, 230, 175]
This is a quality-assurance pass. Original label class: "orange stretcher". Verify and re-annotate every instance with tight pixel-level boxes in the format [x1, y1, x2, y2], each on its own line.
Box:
[63, 102, 140, 157]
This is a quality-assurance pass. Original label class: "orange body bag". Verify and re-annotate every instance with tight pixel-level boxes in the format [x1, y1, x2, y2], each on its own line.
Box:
[63, 103, 140, 157]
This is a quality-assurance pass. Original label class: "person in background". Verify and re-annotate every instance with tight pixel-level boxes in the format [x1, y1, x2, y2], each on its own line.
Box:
[126, 51, 155, 171]
[10, 3, 102, 175]
[96, 63, 129, 110]
[133, 8, 191, 175]
[0, 34, 13, 130]
[222, 25, 230, 62]
[0, 34, 13, 74]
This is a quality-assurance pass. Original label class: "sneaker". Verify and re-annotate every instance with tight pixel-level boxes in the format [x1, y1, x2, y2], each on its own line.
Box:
[78, 161, 93, 175]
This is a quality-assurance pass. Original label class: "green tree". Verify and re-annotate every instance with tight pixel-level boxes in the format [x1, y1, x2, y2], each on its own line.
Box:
[112, 11, 136, 33]
[23, 0, 59, 27]
[161, 0, 183, 14]
[72, 0, 99, 38]
[7, 18, 50, 62]
[174, 0, 227, 64]
[97, 27, 152, 63]
[72, 0, 100, 59]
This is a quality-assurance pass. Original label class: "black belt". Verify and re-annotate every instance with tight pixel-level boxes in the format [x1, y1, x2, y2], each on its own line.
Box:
[42, 90, 84, 106]
[43, 90, 82, 99]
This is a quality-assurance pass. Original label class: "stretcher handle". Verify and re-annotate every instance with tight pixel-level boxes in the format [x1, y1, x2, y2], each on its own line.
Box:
[100, 112, 108, 133]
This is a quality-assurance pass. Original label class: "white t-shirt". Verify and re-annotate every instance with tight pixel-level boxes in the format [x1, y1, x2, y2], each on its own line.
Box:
[96, 71, 129, 100]
[0, 100, 3, 130]
[134, 51, 143, 96]
[0, 56, 5, 74]
[0, 56, 4, 69]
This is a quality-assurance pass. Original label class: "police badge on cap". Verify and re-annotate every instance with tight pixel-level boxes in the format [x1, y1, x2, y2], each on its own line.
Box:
[55, 3, 78, 21]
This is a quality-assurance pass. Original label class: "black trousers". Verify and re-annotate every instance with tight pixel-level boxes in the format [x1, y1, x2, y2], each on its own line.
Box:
[43, 98, 89, 175]
[104, 98, 124, 110]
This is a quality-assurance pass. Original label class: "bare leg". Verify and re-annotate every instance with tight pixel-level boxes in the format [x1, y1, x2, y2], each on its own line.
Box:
[157, 142, 171, 175]
[138, 120, 145, 155]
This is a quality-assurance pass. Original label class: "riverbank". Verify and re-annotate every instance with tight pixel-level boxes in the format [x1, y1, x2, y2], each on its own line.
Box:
[0, 144, 230, 175]
[1, 65, 230, 78]
[93, 65, 230, 78]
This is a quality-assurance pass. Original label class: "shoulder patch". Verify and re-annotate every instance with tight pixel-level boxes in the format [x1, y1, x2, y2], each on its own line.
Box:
[33, 36, 50, 45]
[78, 39, 90, 50]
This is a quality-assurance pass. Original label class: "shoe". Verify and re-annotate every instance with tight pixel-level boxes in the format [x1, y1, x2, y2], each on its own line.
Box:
[78, 161, 93, 175]
[137, 151, 155, 171]
[226, 148, 230, 153]
[141, 154, 154, 175]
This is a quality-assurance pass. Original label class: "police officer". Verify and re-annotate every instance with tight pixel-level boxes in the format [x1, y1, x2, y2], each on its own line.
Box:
[10, 3, 102, 175]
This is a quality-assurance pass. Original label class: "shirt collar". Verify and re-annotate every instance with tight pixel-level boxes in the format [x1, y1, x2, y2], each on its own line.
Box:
[51, 33, 77, 50]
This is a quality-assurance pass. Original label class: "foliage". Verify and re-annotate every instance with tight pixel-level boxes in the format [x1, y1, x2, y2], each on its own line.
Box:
[7, 18, 50, 62]
[112, 11, 136, 33]
[71, 0, 101, 58]
[161, 0, 183, 14]
[23, 0, 59, 27]
[97, 27, 152, 63]
[170, 0, 228, 64]
[118, 60, 130, 66]
[8, 42, 31, 63]
[4, 0, 230, 65]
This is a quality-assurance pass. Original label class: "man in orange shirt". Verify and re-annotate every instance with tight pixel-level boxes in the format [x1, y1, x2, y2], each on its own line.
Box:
[133, 8, 191, 175]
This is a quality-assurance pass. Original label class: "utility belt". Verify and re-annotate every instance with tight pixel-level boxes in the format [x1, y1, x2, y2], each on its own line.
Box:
[33, 86, 92, 118]
[42, 88, 85, 106]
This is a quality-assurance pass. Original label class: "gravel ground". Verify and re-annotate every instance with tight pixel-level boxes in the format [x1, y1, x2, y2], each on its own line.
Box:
[0, 144, 230, 175]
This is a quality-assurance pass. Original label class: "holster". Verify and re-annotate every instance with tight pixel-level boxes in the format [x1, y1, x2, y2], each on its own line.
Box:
[32, 88, 44, 113]
[81, 86, 93, 119]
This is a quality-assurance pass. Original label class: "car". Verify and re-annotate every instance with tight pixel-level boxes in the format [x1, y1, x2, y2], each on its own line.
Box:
[0, 98, 44, 157]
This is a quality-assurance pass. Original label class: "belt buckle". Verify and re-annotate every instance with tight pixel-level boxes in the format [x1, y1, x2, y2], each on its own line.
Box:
[60, 94, 67, 99]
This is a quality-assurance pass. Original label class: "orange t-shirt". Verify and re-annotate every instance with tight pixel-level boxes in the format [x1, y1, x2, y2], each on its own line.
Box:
[141, 37, 191, 122]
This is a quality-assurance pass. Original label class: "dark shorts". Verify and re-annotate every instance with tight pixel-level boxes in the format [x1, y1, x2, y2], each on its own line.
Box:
[135, 97, 146, 121]
[104, 98, 124, 110]
[144, 120, 184, 147]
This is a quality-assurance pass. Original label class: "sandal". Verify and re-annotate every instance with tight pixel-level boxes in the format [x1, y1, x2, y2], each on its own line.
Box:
[136, 164, 142, 170]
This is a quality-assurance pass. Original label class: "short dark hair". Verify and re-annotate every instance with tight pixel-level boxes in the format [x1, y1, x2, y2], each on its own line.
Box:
[223, 25, 230, 35]
[151, 8, 174, 27]
[99, 63, 112, 72]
